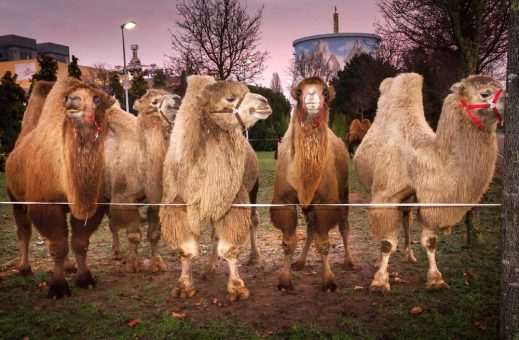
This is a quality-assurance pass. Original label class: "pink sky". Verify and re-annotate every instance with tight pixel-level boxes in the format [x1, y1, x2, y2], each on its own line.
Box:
[0, 0, 381, 89]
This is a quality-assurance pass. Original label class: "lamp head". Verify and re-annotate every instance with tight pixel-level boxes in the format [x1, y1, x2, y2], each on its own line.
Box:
[121, 21, 136, 30]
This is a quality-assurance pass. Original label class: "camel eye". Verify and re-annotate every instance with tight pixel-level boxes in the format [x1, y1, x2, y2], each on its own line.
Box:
[480, 91, 491, 99]
[323, 89, 329, 98]
[226, 97, 236, 103]
[152, 99, 160, 105]
[296, 89, 302, 98]
[93, 96, 101, 105]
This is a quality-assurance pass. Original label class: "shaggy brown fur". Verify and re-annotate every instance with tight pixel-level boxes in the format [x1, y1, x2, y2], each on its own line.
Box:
[6, 78, 114, 298]
[160, 75, 271, 302]
[105, 89, 181, 272]
[346, 118, 371, 157]
[270, 76, 354, 292]
[354, 73, 505, 292]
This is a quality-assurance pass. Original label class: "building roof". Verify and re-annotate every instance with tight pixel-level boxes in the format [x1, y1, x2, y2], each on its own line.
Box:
[293, 33, 381, 47]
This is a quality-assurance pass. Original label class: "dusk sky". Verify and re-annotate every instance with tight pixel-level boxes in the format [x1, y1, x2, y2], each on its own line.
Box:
[0, 0, 381, 89]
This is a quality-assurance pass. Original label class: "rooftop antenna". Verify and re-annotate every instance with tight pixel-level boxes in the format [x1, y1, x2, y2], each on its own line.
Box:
[333, 6, 339, 33]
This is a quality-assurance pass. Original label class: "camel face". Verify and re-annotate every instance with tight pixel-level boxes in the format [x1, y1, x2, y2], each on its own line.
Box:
[200, 80, 271, 131]
[160, 94, 182, 122]
[453, 75, 506, 128]
[65, 88, 103, 126]
[302, 84, 326, 115]
[291, 76, 335, 128]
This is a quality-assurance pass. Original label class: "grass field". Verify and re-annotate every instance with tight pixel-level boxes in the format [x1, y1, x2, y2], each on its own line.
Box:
[0, 151, 502, 339]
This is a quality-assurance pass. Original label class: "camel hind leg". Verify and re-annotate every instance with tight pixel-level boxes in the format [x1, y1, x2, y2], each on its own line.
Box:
[12, 204, 33, 276]
[247, 179, 262, 267]
[270, 203, 297, 291]
[312, 207, 340, 292]
[70, 205, 106, 289]
[146, 206, 167, 272]
[402, 209, 417, 262]
[202, 228, 219, 280]
[421, 228, 449, 290]
[109, 204, 143, 272]
[292, 221, 313, 271]
[338, 189, 356, 270]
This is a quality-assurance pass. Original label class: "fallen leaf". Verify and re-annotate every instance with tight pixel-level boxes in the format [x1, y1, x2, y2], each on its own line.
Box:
[37, 282, 47, 289]
[464, 280, 470, 286]
[389, 272, 399, 277]
[171, 311, 186, 319]
[394, 277, 409, 284]
[212, 297, 222, 306]
[466, 267, 478, 279]
[353, 285, 364, 290]
[127, 319, 141, 328]
[410, 306, 423, 314]
[474, 321, 487, 331]
[262, 330, 274, 337]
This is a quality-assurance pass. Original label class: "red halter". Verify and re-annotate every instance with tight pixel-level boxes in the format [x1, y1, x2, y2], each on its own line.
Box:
[459, 89, 504, 129]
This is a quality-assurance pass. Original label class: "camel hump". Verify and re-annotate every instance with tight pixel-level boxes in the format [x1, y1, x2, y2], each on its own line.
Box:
[17, 80, 55, 142]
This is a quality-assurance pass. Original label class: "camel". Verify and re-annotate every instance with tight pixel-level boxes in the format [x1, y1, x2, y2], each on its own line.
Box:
[160, 75, 272, 302]
[353, 73, 505, 292]
[105, 89, 181, 273]
[346, 118, 371, 157]
[270, 76, 354, 292]
[6, 77, 115, 298]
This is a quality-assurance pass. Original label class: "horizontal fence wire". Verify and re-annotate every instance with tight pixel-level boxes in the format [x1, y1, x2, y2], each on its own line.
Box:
[0, 201, 501, 208]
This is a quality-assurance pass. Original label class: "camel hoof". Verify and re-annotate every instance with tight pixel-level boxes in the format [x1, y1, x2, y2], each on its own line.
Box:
[291, 260, 306, 271]
[247, 253, 264, 268]
[125, 256, 143, 273]
[18, 265, 33, 276]
[322, 279, 338, 292]
[227, 286, 250, 302]
[201, 267, 216, 281]
[403, 251, 417, 263]
[148, 256, 167, 273]
[76, 271, 96, 289]
[172, 284, 196, 299]
[370, 280, 390, 293]
[343, 260, 359, 271]
[48, 279, 71, 299]
[277, 275, 294, 292]
[426, 279, 450, 290]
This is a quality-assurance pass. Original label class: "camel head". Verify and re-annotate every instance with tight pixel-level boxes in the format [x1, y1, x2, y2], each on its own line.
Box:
[64, 81, 115, 141]
[197, 80, 272, 132]
[134, 89, 182, 124]
[451, 75, 506, 130]
[291, 76, 335, 129]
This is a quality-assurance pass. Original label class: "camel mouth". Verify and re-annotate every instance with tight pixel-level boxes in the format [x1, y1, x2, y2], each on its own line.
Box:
[66, 109, 84, 120]
[250, 108, 272, 120]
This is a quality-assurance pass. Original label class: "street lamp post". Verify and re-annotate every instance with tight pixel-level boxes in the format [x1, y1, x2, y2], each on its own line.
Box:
[120, 20, 136, 112]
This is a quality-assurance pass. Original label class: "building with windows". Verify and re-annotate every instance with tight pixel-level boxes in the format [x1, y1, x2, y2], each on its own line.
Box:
[0, 34, 70, 63]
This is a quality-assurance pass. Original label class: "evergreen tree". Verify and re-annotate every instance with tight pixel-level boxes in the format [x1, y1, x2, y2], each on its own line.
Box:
[247, 85, 291, 151]
[152, 69, 168, 89]
[68, 55, 82, 79]
[330, 113, 349, 140]
[128, 72, 148, 114]
[0, 71, 27, 170]
[107, 72, 125, 107]
[29, 55, 58, 93]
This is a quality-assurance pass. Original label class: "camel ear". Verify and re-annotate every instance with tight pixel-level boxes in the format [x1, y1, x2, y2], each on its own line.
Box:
[450, 82, 465, 94]
[379, 77, 393, 94]
[290, 85, 301, 101]
[133, 98, 141, 112]
[326, 85, 335, 102]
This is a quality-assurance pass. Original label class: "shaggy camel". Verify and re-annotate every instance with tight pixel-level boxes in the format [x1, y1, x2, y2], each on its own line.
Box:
[346, 118, 371, 157]
[6, 78, 114, 298]
[270, 76, 354, 292]
[160, 75, 272, 301]
[354, 73, 505, 292]
[105, 89, 181, 272]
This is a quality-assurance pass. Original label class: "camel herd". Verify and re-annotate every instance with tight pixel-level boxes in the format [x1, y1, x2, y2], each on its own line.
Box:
[5, 72, 505, 300]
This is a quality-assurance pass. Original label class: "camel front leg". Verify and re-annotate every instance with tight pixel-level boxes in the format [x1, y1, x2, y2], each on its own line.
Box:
[172, 236, 199, 298]
[421, 228, 449, 290]
[402, 209, 417, 262]
[271, 205, 297, 291]
[247, 207, 262, 266]
[218, 238, 249, 302]
[292, 223, 313, 271]
[338, 206, 357, 270]
[146, 206, 167, 272]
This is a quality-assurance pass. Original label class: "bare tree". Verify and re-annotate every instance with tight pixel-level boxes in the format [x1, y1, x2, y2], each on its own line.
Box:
[83, 63, 111, 90]
[377, 0, 510, 77]
[270, 72, 283, 93]
[501, 2, 519, 338]
[168, 0, 269, 82]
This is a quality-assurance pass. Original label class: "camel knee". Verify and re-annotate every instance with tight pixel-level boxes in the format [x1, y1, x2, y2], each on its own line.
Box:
[421, 229, 437, 250]
[71, 237, 89, 256]
[147, 227, 161, 243]
[217, 239, 239, 260]
[179, 237, 199, 260]
[127, 231, 142, 244]
[314, 235, 331, 256]
[48, 242, 68, 261]
[281, 233, 297, 255]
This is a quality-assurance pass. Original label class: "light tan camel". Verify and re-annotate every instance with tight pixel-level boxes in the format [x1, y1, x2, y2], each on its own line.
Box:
[105, 89, 181, 272]
[346, 118, 371, 157]
[160, 75, 272, 302]
[6, 78, 114, 298]
[354, 73, 505, 292]
[270, 76, 354, 292]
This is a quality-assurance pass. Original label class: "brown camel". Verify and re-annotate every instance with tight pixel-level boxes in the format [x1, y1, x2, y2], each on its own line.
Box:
[105, 89, 181, 272]
[6, 78, 114, 298]
[160, 75, 272, 302]
[346, 118, 371, 157]
[354, 73, 505, 292]
[270, 76, 354, 292]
